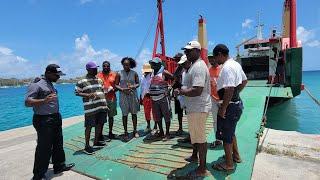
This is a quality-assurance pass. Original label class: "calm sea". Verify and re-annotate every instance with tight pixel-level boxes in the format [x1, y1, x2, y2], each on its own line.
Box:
[0, 71, 319, 134]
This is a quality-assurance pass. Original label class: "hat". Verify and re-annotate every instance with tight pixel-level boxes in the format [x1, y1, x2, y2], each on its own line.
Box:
[208, 52, 214, 57]
[45, 64, 66, 76]
[178, 55, 188, 64]
[86, 61, 99, 70]
[149, 57, 162, 64]
[182, 40, 201, 50]
[142, 63, 153, 73]
[212, 44, 229, 56]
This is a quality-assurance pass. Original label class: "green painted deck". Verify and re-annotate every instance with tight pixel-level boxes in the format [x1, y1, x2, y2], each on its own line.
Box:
[62, 80, 293, 179]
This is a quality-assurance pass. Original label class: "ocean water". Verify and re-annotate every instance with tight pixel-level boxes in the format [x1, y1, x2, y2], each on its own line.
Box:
[0, 71, 319, 134]
[266, 71, 320, 134]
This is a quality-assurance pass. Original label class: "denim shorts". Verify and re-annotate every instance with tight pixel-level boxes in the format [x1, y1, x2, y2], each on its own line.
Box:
[216, 101, 243, 143]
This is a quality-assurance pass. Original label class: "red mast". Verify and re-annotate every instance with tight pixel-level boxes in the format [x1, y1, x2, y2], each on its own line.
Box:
[152, 0, 166, 58]
[289, 0, 297, 48]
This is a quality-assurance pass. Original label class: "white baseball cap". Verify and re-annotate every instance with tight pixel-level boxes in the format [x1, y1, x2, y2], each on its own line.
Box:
[182, 40, 201, 50]
[178, 55, 188, 64]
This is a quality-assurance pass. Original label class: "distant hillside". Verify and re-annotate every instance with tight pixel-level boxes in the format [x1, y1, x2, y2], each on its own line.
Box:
[0, 77, 84, 87]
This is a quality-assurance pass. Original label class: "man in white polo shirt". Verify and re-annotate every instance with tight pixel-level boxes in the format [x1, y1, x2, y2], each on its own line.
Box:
[174, 41, 212, 177]
[212, 44, 247, 172]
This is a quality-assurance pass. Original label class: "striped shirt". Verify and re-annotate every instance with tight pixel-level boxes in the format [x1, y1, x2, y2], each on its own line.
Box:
[75, 76, 108, 116]
[149, 72, 169, 101]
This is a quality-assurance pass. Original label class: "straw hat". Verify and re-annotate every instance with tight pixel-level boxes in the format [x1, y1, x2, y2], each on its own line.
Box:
[142, 63, 153, 73]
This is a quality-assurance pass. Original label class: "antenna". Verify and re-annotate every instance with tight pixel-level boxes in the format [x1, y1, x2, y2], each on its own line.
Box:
[256, 11, 264, 40]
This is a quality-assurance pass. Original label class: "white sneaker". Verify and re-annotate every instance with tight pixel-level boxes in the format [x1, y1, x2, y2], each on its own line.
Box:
[151, 129, 158, 135]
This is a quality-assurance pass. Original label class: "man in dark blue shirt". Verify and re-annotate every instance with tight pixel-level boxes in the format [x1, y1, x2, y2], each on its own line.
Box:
[25, 64, 74, 180]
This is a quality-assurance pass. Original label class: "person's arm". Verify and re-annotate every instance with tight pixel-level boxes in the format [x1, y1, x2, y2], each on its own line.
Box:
[130, 72, 140, 89]
[218, 87, 234, 118]
[25, 83, 57, 107]
[74, 81, 96, 99]
[163, 70, 174, 80]
[238, 80, 248, 92]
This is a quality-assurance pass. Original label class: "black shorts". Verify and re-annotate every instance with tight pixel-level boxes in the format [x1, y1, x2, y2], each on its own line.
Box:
[152, 97, 172, 122]
[84, 112, 107, 128]
[216, 101, 243, 143]
[174, 98, 183, 115]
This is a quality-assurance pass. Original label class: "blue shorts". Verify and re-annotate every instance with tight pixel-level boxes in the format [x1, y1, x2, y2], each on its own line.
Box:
[216, 101, 243, 144]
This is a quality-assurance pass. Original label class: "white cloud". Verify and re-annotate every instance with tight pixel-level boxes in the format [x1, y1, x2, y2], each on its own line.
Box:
[242, 19, 253, 29]
[112, 14, 139, 26]
[307, 40, 320, 47]
[0, 46, 41, 78]
[297, 26, 320, 48]
[0, 34, 151, 78]
[80, 0, 93, 5]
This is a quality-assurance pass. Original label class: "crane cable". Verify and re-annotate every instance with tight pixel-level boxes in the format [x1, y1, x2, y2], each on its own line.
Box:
[304, 86, 320, 106]
[134, 9, 158, 60]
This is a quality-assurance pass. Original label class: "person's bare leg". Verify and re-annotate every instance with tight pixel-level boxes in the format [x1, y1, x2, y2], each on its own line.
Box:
[132, 114, 137, 133]
[185, 143, 198, 162]
[122, 116, 128, 135]
[223, 142, 234, 169]
[94, 124, 102, 144]
[85, 127, 91, 147]
[232, 136, 241, 161]
[99, 122, 104, 139]
[108, 117, 114, 136]
[178, 113, 183, 131]
[196, 142, 208, 174]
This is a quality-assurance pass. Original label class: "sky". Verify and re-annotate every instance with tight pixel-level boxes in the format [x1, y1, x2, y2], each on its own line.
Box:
[0, 0, 319, 78]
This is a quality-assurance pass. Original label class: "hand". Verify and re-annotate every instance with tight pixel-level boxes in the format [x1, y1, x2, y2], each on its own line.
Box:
[173, 89, 180, 97]
[44, 93, 57, 103]
[121, 88, 131, 95]
[218, 106, 227, 119]
[88, 93, 97, 100]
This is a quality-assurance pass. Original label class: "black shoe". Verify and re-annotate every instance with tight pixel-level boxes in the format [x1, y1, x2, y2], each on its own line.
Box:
[93, 141, 106, 148]
[32, 175, 46, 180]
[109, 133, 116, 139]
[53, 163, 75, 174]
[99, 135, 111, 143]
[83, 146, 95, 155]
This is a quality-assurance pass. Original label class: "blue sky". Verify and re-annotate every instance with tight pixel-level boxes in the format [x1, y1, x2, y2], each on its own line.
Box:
[0, 0, 319, 78]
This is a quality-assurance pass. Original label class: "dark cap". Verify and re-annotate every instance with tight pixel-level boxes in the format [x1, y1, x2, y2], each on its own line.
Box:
[212, 44, 229, 56]
[45, 64, 66, 76]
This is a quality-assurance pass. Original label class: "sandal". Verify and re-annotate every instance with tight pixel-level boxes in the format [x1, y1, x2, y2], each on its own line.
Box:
[184, 156, 199, 163]
[222, 155, 242, 163]
[186, 169, 210, 178]
[209, 140, 222, 148]
[212, 163, 234, 172]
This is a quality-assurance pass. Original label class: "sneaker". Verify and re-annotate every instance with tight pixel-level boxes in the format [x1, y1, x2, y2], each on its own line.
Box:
[99, 135, 111, 143]
[151, 129, 158, 135]
[83, 146, 95, 155]
[134, 132, 140, 138]
[93, 141, 106, 148]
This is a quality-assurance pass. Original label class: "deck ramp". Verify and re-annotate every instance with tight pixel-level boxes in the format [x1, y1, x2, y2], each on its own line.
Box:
[62, 80, 292, 179]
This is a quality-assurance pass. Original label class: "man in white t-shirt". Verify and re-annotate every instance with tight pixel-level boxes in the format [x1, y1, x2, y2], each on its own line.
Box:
[174, 41, 212, 177]
[211, 44, 247, 172]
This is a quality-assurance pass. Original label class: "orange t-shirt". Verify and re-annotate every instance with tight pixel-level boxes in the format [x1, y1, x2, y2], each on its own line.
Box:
[97, 71, 117, 101]
[209, 66, 220, 101]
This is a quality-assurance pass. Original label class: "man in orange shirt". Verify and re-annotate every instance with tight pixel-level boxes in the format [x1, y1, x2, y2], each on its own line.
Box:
[208, 53, 222, 148]
[97, 61, 118, 141]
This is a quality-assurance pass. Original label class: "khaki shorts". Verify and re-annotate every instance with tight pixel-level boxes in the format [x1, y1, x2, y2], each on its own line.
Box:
[187, 112, 208, 144]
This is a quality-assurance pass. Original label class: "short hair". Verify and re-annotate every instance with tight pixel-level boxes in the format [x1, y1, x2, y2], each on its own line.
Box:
[102, 60, 110, 66]
[121, 57, 137, 69]
[212, 44, 229, 56]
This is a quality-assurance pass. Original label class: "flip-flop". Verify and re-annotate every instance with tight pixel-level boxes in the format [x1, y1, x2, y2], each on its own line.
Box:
[222, 155, 242, 163]
[212, 163, 234, 172]
[184, 156, 199, 163]
[186, 170, 209, 178]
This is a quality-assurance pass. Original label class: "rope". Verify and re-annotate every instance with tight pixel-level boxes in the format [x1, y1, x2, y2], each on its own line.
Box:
[134, 9, 158, 60]
[304, 86, 320, 106]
